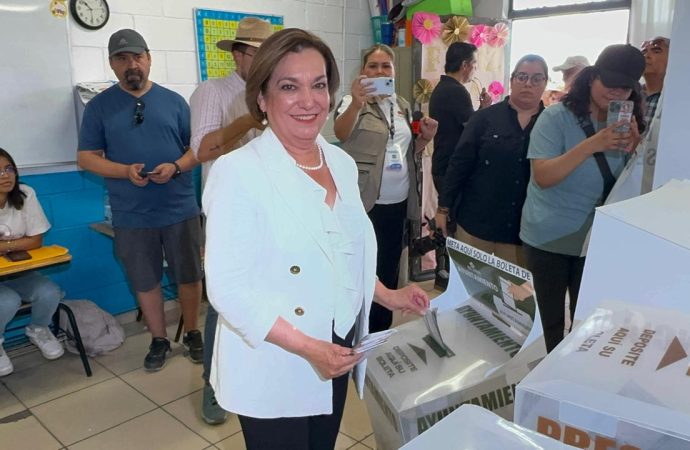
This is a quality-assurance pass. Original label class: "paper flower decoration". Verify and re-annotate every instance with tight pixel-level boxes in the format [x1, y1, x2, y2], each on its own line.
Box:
[441, 16, 471, 46]
[469, 24, 488, 47]
[412, 12, 442, 45]
[486, 23, 510, 47]
[488, 81, 505, 102]
[413, 79, 434, 104]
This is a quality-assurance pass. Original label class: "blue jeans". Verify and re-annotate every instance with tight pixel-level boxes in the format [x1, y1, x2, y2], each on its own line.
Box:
[202, 304, 218, 382]
[0, 272, 63, 334]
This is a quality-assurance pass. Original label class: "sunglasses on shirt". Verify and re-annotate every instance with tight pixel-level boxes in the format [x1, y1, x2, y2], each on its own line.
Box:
[133, 100, 145, 126]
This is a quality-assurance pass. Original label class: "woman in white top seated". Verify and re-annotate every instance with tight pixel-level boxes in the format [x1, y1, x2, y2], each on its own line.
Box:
[202, 29, 429, 449]
[0, 148, 64, 377]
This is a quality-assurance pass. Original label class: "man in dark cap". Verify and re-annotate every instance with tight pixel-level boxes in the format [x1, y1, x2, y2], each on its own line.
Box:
[77, 29, 204, 372]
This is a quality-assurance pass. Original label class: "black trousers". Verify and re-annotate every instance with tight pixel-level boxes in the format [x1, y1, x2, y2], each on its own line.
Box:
[523, 244, 586, 353]
[367, 200, 407, 332]
[238, 326, 354, 450]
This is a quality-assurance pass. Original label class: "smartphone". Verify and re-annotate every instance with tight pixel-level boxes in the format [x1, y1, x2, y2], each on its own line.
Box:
[607, 100, 633, 133]
[361, 77, 395, 96]
[138, 170, 157, 178]
[4, 250, 32, 262]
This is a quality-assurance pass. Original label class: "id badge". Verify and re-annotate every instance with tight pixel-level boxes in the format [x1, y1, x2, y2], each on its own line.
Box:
[384, 146, 403, 171]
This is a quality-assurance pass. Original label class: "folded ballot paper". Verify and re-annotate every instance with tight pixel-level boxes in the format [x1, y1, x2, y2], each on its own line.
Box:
[363, 238, 546, 450]
[354, 329, 397, 354]
[515, 301, 690, 450]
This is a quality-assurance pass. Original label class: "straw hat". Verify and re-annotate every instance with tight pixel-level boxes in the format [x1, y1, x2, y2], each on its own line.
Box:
[217, 17, 273, 51]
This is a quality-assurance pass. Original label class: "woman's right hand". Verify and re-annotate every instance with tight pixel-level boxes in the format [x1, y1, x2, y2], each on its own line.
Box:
[591, 120, 633, 153]
[350, 75, 376, 110]
[302, 338, 362, 380]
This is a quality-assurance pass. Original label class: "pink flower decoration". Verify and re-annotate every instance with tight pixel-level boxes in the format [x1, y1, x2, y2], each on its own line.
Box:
[412, 12, 442, 45]
[488, 81, 505, 102]
[486, 23, 510, 47]
[469, 24, 488, 47]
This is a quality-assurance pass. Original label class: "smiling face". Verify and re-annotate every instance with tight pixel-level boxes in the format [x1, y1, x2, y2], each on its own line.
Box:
[109, 51, 151, 92]
[361, 49, 395, 79]
[257, 48, 330, 151]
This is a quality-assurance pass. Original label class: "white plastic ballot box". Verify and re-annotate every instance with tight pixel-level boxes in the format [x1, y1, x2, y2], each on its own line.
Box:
[400, 404, 572, 449]
[515, 301, 690, 450]
[362, 239, 546, 450]
[577, 179, 690, 321]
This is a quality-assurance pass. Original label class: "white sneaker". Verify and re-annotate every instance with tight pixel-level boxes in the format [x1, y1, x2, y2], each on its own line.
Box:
[25, 325, 64, 360]
[0, 344, 13, 376]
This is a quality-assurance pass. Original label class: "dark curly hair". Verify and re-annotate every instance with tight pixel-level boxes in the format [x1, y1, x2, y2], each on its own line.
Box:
[0, 147, 25, 210]
[562, 66, 645, 134]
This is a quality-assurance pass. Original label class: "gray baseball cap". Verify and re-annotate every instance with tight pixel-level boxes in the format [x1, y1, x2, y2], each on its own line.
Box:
[108, 29, 149, 57]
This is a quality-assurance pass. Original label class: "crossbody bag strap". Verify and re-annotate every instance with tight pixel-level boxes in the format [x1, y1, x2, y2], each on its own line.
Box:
[578, 116, 616, 204]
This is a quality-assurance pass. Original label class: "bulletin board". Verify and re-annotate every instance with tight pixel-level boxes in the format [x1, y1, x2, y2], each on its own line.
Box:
[0, 0, 78, 169]
[194, 9, 284, 81]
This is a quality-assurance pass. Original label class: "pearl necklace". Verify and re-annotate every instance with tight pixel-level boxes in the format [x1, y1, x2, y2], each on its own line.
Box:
[295, 144, 324, 171]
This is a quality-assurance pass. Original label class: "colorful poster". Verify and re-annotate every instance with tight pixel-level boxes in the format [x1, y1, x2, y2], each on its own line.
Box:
[194, 9, 283, 81]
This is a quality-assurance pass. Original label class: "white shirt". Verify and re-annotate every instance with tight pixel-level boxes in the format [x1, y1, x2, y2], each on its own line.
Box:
[189, 72, 260, 187]
[338, 94, 412, 204]
[0, 185, 50, 239]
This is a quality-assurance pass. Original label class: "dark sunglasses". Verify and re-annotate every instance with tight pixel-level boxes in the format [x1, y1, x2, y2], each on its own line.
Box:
[512, 72, 547, 85]
[133, 100, 145, 126]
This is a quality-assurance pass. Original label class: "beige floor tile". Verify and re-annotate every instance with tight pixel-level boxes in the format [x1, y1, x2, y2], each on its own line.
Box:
[31, 377, 157, 445]
[335, 432, 357, 449]
[214, 430, 245, 450]
[4, 346, 51, 373]
[349, 444, 374, 450]
[0, 383, 25, 419]
[339, 380, 373, 441]
[163, 389, 241, 444]
[0, 413, 62, 449]
[67, 408, 209, 450]
[361, 433, 377, 449]
[3, 354, 113, 408]
[121, 353, 204, 405]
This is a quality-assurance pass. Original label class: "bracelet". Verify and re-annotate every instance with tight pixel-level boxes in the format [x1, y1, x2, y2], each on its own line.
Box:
[6, 240, 13, 252]
[171, 161, 182, 179]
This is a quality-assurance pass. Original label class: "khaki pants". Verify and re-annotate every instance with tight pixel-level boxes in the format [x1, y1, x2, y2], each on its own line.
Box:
[455, 226, 525, 267]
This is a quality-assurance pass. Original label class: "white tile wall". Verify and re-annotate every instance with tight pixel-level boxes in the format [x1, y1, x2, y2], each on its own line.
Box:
[68, 0, 373, 137]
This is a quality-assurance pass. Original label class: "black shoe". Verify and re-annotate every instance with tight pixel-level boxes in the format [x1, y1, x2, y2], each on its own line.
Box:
[183, 330, 204, 364]
[144, 337, 171, 372]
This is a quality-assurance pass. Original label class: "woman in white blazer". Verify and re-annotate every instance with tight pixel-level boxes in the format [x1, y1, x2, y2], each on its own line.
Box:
[202, 29, 430, 450]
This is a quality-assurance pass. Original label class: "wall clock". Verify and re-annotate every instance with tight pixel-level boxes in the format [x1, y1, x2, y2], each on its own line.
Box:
[70, 0, 109, 30]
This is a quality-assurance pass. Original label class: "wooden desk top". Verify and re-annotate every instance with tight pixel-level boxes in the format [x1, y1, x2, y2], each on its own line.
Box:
[0, 245, 72, 276]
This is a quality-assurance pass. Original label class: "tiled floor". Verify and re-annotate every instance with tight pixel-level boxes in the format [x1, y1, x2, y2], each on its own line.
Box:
[0, 281, 442, 450]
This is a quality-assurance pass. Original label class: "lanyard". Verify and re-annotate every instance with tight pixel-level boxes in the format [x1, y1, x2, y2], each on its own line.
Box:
[388, 102, 395, 141]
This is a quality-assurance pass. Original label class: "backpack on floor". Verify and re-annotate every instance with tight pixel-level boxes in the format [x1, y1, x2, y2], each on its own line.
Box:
[59, 299, 125, 356]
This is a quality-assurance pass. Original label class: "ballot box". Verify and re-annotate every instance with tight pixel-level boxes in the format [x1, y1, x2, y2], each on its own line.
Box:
[515, 301, 690, 450]
[400, 404, 572, 449]
[363, 239, 546, 450]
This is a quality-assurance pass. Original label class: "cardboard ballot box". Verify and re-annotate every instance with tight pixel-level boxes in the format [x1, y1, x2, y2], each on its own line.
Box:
[363, 239, 545, 450]
[577, 179, 690, 321]
[400, 404, 572, 449]
[515, 301, 690, 450]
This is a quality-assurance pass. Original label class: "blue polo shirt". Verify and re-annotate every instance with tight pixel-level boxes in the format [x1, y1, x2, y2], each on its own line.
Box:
[78, 83, 199, 228]
[520, 102, 628, 256]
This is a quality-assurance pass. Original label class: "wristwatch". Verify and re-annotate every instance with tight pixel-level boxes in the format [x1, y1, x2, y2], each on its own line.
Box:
[171, 161, 182, 179]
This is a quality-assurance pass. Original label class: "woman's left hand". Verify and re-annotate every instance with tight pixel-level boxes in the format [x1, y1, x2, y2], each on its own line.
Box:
[376, 283, 430, 316]
[419, 117, 438, 142]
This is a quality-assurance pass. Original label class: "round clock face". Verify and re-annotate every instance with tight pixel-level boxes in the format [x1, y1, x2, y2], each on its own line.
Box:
[70, 0, 110, 30]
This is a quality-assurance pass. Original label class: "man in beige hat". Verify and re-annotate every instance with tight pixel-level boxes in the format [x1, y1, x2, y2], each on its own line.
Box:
[189, 16, 273, 425]
[552, 55, 590, 92]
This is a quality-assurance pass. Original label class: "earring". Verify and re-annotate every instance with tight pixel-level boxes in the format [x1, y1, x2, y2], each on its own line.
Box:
[261, 111, 268, 126]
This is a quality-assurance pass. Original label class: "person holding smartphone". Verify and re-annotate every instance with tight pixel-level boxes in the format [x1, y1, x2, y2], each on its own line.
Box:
[0, 148, 64, 376]
[520, 44, 646, 353]
[334, 44, 437, 332]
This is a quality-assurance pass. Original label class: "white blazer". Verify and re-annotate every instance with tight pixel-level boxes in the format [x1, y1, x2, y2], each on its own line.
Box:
[202, 128, 377, 418]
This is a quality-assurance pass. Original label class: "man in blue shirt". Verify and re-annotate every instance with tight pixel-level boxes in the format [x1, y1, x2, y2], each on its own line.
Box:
[78, 29, 203, 372]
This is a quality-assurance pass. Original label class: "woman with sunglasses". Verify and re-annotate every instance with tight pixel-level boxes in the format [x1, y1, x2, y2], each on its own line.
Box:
[520, 44, 646, 353]
[436, 55, 548, 266]
[0, 148, 64, 376]
[334, 44, 437, 332]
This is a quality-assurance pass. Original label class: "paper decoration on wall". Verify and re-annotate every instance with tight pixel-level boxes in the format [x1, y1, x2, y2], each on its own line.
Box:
[488, 81, 505, 102]
[413, 78, 434, 104]
[441, 15, 470, 46]
[486, 22, 509, 47]
[412, 12, 442, 45]
[469, 23, 488, 47]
